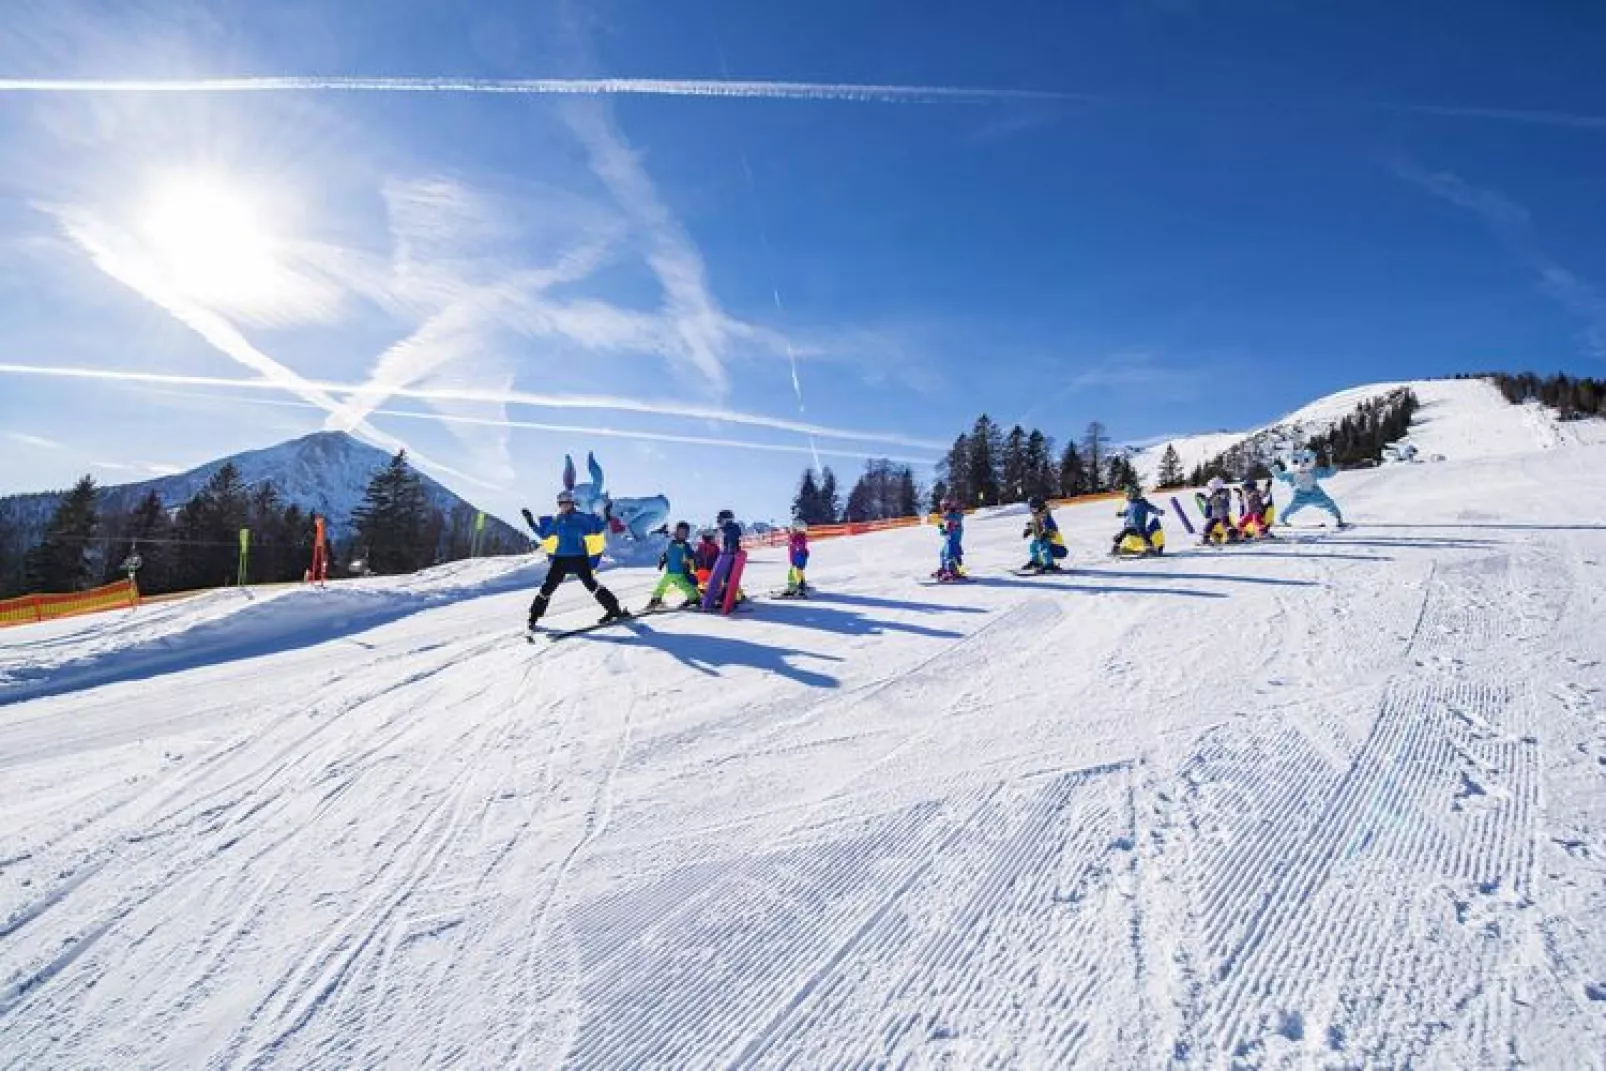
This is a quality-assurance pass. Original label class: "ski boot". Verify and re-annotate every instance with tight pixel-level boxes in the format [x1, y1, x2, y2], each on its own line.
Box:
[642, 597, 665, 612]
[598, 608, 632, 625]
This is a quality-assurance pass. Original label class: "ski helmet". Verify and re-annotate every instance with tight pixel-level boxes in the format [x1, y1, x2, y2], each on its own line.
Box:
[556, 489, 576, 506]
[1207, 477, 1225, 493]
[1027, 495, 1047, 512]
[1125, 484, 1142, 500]
[673, 520, 690, 537]
[699, 528, 716, 540]
[792, 520, 808, 533]
[940, 497, 958, 512]
[716, 509, 734, 524]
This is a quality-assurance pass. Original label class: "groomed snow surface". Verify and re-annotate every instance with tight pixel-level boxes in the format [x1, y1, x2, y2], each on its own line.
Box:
[4, 380, 1606, 1068]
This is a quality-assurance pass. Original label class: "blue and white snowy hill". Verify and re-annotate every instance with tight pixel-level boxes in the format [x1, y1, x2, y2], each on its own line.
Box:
[2, 377, 1605, 1067]
[0, 429, 525, 544]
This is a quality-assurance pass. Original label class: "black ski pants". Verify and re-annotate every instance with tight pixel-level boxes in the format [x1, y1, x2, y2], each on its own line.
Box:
[529, 555, 621, 622]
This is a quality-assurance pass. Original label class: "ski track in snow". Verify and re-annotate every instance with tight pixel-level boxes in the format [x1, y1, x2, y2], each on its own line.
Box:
[3, 383, 1606, 1067]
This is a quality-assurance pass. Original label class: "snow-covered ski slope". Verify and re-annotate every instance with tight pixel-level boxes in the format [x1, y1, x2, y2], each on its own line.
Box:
[5, 382, 1606, 1068]
[1132, 376, 1606, 481]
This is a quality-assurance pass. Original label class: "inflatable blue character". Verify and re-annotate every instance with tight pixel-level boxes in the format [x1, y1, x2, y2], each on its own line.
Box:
[1274, 448, 1345, 527]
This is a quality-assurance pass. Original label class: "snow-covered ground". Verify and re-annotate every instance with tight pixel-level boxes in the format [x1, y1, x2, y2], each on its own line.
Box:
[1131, 376, 1606, 482]
[4, 382, 1606, 1068]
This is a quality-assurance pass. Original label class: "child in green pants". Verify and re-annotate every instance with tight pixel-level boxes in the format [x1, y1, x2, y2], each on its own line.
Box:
[644, 521, 701, 610]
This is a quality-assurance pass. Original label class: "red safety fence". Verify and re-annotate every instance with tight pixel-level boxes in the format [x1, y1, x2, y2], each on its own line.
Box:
[0, 577, 141, 628]
[742, 491, 1126, 548]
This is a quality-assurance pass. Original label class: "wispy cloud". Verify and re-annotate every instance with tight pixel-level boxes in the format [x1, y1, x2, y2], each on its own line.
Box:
[0, 362, 950, 450]
[0, 76, 1064, 105]
[6, 430, 61, 449]
[1396, 162, 1606, 359]
[1398, 104, 1606, 132]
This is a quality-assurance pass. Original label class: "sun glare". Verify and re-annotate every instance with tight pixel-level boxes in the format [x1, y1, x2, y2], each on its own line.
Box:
[138, 174, 283, 311]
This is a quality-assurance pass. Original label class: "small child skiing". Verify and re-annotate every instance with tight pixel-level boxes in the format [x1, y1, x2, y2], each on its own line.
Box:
[1020, 495, 1067, 572]
[1236, 478, 1275, 539]
[643, 521, 701, 611]
[693, 528, 721, 591]
[521, 490, 627, 633]
[781, 521, 811, 596]
[934, 497, 966, 581]
[1274, 448, 1346, 527]
[1112, 485, 1165, 556]
[1199, 477, 1240, 545]
[704, 508, 748, 608]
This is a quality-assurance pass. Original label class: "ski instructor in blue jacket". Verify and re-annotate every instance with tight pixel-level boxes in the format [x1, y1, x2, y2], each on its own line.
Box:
[522, 489, 626, 632]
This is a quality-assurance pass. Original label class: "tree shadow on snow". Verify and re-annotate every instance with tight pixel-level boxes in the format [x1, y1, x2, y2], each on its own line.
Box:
[1365, 522, 1606, 532]
[1218, 550, 1392, 563]
[969, 576, 1227, 599]
[804, 591, 988, 616]
[572, 626, 842, 689]
[753, 599, 965, 640]
[1319, 536, 1497, 550]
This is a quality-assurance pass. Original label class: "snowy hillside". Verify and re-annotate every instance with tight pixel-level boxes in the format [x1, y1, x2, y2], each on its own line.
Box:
[1132, 376, 1606, 483]
[3, 386, 1606, 1066]
[0, 430, 524, 544]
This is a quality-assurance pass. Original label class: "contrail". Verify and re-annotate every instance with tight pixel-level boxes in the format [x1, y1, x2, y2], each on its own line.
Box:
[0, 76, 1064, 105]
[0, 362, 949, 450]
[135, 387, 938, 466]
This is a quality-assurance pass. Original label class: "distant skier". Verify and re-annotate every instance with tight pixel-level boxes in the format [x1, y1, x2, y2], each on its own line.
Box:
[1112, 485, 1165, 556]
[934, 497, 966, 581]
[781, 521, 811, 596]
[1275, 449, 1346, 527]
[693, 528, 721, 591]
[1199, 477, 1240, 545]
[643, 521, 701, 611]
[521, 490, 627, 633]
[1021, 495, 1067, 572]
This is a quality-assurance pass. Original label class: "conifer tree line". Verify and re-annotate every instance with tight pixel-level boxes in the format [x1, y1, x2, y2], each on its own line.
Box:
[928, 416, 1137, 512]
[1477, 371, 1606, 419]
[0, 450, 521, 599]
[790, 416, 1142, 523]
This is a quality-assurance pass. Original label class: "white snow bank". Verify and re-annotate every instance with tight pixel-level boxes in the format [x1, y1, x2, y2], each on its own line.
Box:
[0, 554, 547, 705]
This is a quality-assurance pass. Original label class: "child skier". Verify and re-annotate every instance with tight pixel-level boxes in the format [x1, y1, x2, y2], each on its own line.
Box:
[693, 528, 721, 590]
[643, 521, 701, 611]
[521, 490, 627, 632]
[1021, 495, 1067, 572]
[706, 508, 747, 607]
[1236, 478, 1275, 539]
[781, 521, 811, 596]
[1275, 449, 1346, 527]
[1199, 477, 1240, 545]
[1112, 485, 1165, 556]
[934, 497, 966, 581]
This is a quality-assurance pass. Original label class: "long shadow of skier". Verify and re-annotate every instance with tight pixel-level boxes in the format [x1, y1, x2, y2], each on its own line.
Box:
[969, 576, 1228, 599]
[1364, 522, 1606, 532]
[751, 599, 965, 640]
[1088, 569, 1317, 588]
[803, 591, 989, 616]
[571, 626, 843, 689]
[1220, 550, 1392, 563]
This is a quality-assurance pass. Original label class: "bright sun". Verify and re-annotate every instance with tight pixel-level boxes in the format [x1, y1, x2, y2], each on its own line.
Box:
[138, 174, 283, 310]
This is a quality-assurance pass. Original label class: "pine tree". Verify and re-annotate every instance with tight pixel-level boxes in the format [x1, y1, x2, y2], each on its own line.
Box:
[968, 416, 1003, 505]
[1000, 425, 1028, 504]
[1155, 444, 1185, 489]
[1106, 454, 1139, 492]
[119, 490, 174, 594]
[936, 433, 972, 507]
[818, 467, 841, 524]
[24, 475, 99, 592]
[1023, 430, 1055, 501]
[173, 462, 252, 589]
[895, 467, 920, 518]
[792, 469, 823, 524]
[1057, 441, 1087, 498]
[1081, 422, 1110, 493]
[353, 450, 430, 575]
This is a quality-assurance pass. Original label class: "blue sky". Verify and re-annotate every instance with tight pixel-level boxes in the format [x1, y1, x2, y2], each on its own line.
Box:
[2, 0, 1605, 526]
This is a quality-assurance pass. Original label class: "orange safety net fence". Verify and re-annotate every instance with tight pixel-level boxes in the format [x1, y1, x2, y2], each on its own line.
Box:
[0, 578, 140, 628]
